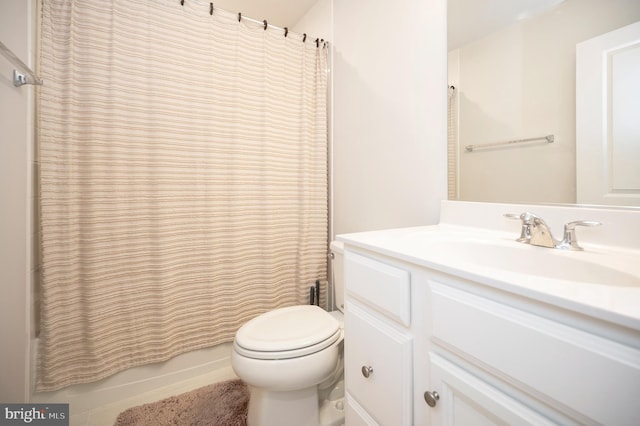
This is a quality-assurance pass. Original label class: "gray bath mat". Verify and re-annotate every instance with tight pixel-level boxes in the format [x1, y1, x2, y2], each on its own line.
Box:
[114, 379, 248, 426]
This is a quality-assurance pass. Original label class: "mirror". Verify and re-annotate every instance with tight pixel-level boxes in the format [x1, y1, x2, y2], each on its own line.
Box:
[447, 0, 640, 206]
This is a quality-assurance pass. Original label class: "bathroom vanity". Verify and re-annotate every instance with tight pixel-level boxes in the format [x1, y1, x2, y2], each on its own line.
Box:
[339, 201, 640, 425]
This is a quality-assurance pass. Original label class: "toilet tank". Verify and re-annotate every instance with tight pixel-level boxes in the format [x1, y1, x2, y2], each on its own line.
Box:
[329, 241, 345, 312]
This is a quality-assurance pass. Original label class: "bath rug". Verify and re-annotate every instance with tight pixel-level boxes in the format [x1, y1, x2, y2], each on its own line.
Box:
[114, 379, 248, 426]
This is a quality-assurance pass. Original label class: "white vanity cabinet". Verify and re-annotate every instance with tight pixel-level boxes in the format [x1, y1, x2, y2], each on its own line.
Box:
[342, 243, 640, 426]
[343, 250, 416, 425]
[426, 278, 640, 425]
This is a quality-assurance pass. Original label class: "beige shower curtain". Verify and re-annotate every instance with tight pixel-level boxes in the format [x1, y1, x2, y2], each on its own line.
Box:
[37, 0, 328, 391]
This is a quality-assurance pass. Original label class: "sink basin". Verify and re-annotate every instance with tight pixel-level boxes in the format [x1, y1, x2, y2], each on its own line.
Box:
[426, 240, 638, 286]
[401, 230, 640, 287]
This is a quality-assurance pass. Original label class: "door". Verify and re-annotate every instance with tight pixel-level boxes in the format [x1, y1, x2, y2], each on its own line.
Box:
[427, 353, 555, 426]
[576, 21, 640, 206]
[344, 302, 413, 426]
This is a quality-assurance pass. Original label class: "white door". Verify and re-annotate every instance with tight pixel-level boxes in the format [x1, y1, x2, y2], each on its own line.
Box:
[576, 21, 640, 206]
[427, 353, 556, 426]
[344, 302, 413, 426]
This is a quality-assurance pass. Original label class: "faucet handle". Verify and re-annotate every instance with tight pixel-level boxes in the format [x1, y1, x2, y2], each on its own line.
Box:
[504, 212, 542, 223]
[504, 212, 536, 242]
[504, 213, 521, 220]
[558, 220, 602, 251]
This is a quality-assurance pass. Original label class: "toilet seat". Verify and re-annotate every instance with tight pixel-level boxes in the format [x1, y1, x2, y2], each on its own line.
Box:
[234, 305, 341, 360]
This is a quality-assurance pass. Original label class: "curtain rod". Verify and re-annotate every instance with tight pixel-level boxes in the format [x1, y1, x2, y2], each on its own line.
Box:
[0, 40, 43, 87]
[179, 0, 328, 47]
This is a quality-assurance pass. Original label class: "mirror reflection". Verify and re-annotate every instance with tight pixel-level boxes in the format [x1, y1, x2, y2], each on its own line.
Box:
[447, 0, 640, 206]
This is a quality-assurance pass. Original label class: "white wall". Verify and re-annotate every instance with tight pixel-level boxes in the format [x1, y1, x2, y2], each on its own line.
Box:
[332, 0, 447, 235]
[295, 0, 448, 237]
[293, 0, 332, 40]
[451, 0, 640, 204]
[0, 0, 34, 403]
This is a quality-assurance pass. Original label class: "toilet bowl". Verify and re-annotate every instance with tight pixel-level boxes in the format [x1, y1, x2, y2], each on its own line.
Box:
[231, 241, 345, 426]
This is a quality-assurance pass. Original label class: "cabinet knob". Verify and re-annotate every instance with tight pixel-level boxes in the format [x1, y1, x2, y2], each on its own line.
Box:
[424, 390, 440, 407]
[361, 365, 374, 378]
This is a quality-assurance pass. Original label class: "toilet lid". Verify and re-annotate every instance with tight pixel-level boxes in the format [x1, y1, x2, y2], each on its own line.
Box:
[234, 305, 341, 359]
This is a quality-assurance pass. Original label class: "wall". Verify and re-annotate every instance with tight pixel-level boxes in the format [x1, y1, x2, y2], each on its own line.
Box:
[332, 0, 447, 235]
[451, 0, 640, 204]
[293, 0, 332, 40]
[0, 0, 34, 402]
[294, 0, 448, 238]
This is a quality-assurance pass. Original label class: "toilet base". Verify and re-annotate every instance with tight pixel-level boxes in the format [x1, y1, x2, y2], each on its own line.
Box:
[246, 379, 345, 426]
[247, 386, 318, 426]
[319, 385, 345, 426]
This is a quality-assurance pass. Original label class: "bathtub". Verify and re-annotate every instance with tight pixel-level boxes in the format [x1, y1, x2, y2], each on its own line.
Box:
[30, 340, 237, 425]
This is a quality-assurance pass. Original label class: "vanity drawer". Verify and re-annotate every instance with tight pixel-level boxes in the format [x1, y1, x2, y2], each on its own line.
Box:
[345, 301, 413, 426]
[429, 281, 640, 425]
[345, 250, 411, 326]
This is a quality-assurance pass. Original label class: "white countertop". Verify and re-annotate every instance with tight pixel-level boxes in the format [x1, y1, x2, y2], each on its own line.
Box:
[337, 201, 640, 331]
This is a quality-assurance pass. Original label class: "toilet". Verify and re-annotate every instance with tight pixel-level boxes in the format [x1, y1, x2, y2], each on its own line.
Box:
[231, 241, 345, 426]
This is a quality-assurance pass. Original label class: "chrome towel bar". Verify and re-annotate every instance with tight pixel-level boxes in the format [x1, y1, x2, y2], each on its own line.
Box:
[465, 134, 554, 152]
[0, 40, 43, 87]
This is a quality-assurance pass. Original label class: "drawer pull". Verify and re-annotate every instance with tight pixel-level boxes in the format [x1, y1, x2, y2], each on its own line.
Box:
[424, 390, 440, 407]
[361, 365, 374, 378]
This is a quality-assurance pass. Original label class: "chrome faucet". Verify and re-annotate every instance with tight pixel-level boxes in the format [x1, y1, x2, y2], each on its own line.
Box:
[505, 212, 601, 251]
[556, 220, 603, 250]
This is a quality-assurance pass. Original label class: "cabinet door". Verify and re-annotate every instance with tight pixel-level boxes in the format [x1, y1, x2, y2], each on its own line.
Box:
[345, 393, 379, 426]
[428, 353, 555, 426]
[429, 281, 640, 424]
[345, 302, 413, 426]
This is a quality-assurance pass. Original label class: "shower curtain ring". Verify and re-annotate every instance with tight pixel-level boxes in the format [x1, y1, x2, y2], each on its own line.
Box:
[263, 20, 268, 30]
[238, 12, 241, 22]
[210, 3, 213, 15]
[284, 27, 289, 37]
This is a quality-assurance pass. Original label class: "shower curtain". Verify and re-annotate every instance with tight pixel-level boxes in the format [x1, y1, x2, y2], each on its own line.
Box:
[37, 0, 328, 391]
